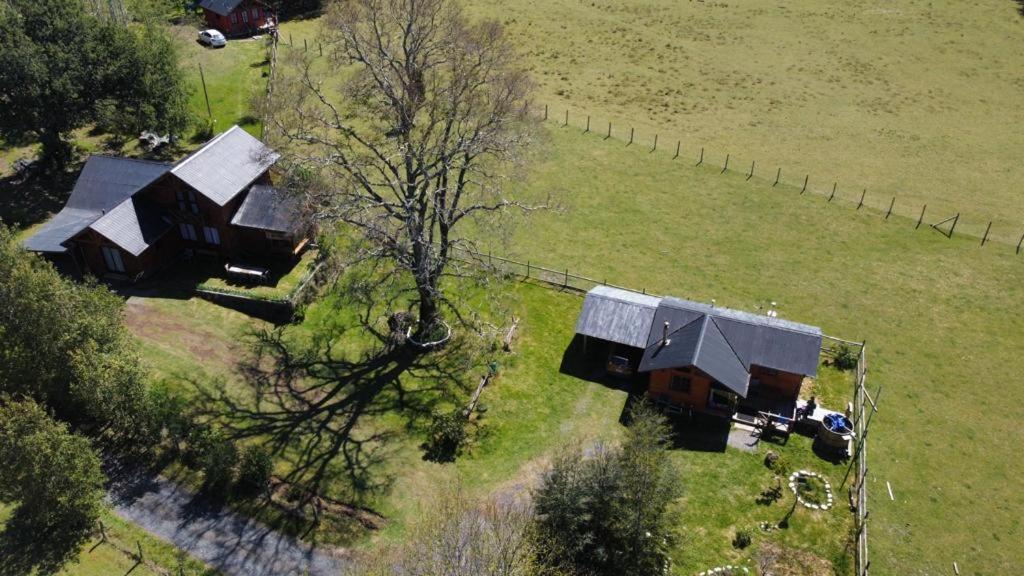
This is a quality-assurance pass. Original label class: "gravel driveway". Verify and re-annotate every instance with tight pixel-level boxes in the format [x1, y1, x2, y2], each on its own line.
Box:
[107, 468, 348, 576]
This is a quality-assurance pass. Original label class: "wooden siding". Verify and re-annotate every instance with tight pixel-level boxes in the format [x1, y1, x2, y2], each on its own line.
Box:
[203, 1, 274, 37]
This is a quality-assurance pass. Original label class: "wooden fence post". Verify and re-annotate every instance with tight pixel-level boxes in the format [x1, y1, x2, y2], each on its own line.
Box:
[697, 147, 704, 166]
[564, 109, 568, 126]
[544, 104, 548, 120]
[289, 32, 292, 45]
[747, 160, 755, 181]
[136, 540, 144, 563]
[652, 134, 658, 152]
[319, 42, 322, 56]
[801, 174, 808, 194]
[564, 268, 569, 286]
[585, 115, 590, 132]
[1017, 232, 1024, 255]
[829, 182, 837, 202]
[98, 521, 108, 542]
[981, 221, 992, 246]
[949, 213, 960, 237]
[885, 197, 895, 220]
[773, 167, 781, 187]
[526, 260, 531, 278]
[721, 153, 729, 174]
[628, 127, 634, 145]
[606, 122, 612, 139]
[304, 38, 307, 51]
[198, 64, 212, 120]
[857, 189, 866, 210]
[916, 205, 927, 229]
[674, 141, 680, 159]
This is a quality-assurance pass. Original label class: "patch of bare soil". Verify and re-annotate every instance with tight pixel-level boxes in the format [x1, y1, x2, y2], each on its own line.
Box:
[124, 296, 242, 371]
[755, 541, 833, 576]
[268, 477, 387, 531]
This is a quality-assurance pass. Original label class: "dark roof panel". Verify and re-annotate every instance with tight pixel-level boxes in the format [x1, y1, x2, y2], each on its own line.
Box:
[89, 196, 172, 256]
[230, 184, 301, 233]
[171, 126, 279, 206]
[638, 316, 750, 397]
[22, 156, 170, 253]
[199, 0, 244, 16]
[575, 286, 662, 349]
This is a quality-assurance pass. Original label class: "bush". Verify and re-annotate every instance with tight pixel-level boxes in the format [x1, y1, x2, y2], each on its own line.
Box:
[833, 343, 859, 371]
[765, 451, 790, 475]
[237, 445, 273, 495]
[201, 436, 238, 497]
[732, 528, 753, 549]
[424, 410, 468, 463]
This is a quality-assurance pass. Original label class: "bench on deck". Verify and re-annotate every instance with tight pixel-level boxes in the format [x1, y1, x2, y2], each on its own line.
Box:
[225, 262, 270, 284]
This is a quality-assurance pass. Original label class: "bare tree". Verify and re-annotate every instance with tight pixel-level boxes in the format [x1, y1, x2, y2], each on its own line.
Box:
[266, 0, 540, 340]
[349, 489, 537, 576]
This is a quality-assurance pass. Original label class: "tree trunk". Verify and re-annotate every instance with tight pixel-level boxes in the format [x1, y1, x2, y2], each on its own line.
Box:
[38, 128, 73, 169]
[416, 285, 441, 339]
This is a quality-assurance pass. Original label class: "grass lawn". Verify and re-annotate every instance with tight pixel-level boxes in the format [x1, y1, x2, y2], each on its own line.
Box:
[468, 125, 1024, 574]
[464, 0, 1024, 244]
[196, 249, 318, 300]
[126, 271, 858, 572]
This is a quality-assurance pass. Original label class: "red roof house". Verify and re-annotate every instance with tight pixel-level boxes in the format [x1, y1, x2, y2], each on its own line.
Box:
[199, 0, 275, 37]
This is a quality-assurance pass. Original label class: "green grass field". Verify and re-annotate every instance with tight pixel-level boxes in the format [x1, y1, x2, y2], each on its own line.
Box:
[470, 126, 1023, 574]
[464, 0, 1024, 244]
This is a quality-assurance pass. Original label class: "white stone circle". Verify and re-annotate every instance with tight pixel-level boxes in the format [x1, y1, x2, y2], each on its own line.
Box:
[788, 470, 834, 510]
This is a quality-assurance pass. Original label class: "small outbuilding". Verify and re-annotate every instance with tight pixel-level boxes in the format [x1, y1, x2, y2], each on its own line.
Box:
[199, 0, 275, 37]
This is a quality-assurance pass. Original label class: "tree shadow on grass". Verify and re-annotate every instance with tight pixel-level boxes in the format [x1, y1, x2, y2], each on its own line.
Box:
[194, 321, 479, 513]
[0, 513, 92, 576]
[0, 162, 81, 229]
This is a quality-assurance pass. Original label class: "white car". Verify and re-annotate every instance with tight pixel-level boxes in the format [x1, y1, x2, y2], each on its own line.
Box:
[198, 29, 227, 48]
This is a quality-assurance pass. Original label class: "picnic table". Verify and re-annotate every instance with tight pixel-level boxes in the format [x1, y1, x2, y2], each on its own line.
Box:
[225, 262, 270, 283]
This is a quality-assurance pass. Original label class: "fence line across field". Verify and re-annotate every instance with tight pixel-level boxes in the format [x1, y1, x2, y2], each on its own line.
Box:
[539, 104, 1021, 253]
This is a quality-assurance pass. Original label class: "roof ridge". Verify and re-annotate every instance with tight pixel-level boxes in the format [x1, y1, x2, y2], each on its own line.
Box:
[86, 154, 173, 167]
[171, 125, 242, 172]
[662, 296, 820, 336]
[708, 315, 749, 370]
[690, 315, 710, 365]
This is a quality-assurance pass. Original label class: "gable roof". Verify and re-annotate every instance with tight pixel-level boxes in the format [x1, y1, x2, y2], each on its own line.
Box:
[198, 0, 245, 16]
[575, 286, 662, 349]
[640, 297, 822, 380]
[639, 315, 751, 397]
[230, 184, 302, 233]
[170, 126, 279, 207]
[23, 156, 170, 253]
[89, 196, 173, 257]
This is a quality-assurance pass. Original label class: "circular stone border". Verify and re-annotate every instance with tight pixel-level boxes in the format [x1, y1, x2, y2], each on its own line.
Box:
[788, 470, 834, 510]
[406, 321, 452, 349]
[698, 566, 750, 576]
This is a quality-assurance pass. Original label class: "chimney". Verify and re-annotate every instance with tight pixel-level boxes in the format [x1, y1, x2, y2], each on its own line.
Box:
[661, 321, 671, 346]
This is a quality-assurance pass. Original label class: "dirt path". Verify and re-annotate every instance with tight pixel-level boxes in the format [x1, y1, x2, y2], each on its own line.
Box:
[107, 468, 349, 576]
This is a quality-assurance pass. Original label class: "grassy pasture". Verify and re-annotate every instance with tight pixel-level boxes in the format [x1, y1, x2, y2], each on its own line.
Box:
[465, 0, 1024, 244]
[471, 125, 1024, 574]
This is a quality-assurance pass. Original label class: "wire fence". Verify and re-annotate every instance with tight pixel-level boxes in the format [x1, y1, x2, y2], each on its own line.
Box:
[844, 342, 879, 576]
[535, 104, 1024, 254]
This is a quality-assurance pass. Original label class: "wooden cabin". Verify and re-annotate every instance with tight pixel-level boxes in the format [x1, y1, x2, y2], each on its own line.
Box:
[199, 0, 275, 37]
[23, 127, 309, 281]
[575, 286, 822, 423]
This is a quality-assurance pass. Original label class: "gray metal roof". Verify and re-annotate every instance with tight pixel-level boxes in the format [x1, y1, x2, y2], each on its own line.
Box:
[575, 286, 662, 348]
[89, 196, 172, 256]
[23, 156, 170, 253]
[639, 315, 751, 397]
[230, 184, 301, 233]
[199, 0, 244, 16]
[641, 297, 822, 378]
[170, 126, 279, 206]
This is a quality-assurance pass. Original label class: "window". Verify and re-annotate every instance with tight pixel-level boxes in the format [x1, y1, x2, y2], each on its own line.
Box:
[708, 388, 737, 410]
[668, 374, 691, 393]
[176, 189, 199, 214]
[101, 246, 125, 273]
[179, 223, 198, 241]
[230, 12, 237, 24]
[203, 226, 221, 245]
[241, 9, 248, 23]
